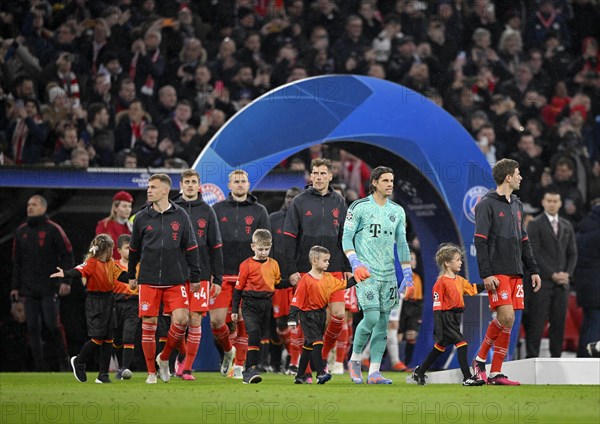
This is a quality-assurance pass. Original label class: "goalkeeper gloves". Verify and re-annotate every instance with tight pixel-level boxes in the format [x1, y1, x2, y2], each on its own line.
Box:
[348, 253, 371, 282]
[399, 265, 414, 299]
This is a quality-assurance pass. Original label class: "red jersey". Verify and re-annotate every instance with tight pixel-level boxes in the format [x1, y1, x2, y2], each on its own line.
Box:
[95, 218, 131, 259]
[76, 257, 124, 293]
[291, 272, 348, 312]
[432, 275, 479, 311]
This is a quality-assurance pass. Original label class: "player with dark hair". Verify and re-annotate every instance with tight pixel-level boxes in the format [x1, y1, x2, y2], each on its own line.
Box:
[472, 159, 541, 386]
[343, 166, 413, 385]
[172, 169, 224, 380]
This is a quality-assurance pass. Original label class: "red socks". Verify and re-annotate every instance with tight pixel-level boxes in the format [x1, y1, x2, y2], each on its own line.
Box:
[335, 321, 349, 362]
[183, 325, 201, 371]
[478, 319, 504, 360]
[212, 323, 233, 352]
[160, 322, 187, 360]
[234, 320, 248, 366]
[141, 322, 157, 373]
[322, 315, 344, 359]
[491, 327, 512, 373]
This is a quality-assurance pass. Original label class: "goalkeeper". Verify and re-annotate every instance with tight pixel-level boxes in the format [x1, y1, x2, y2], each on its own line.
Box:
[342, 166, 414, 385]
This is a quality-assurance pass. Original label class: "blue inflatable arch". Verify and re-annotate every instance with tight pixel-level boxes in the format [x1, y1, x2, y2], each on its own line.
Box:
[193, 75, 496, 368]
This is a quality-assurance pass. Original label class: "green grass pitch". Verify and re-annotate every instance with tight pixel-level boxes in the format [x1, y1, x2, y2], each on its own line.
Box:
[1, 372, 599, 423]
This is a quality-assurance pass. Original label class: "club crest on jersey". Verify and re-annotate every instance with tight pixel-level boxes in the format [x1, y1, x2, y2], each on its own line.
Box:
[366, 291, 375, 301]
[245, 216, 254, 226]
[197, 219, 207, 228]
[140, 302, 150, 312]
[463, 186, 488, 224]
[171, 221, 180, 231]
[389, 214, 396, 222]
[332, 208, 339, 218]
[500, 290, 509, 300]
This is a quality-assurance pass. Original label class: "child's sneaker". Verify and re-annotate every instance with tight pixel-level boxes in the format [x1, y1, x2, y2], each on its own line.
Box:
[462, 375, 486, 386]
[70, 356, 87, 383]
[182, 371, 196, 381]
[487, 374, 520, 386]
[121, 369, 133, 380]
[331, 362, 344, 375]
[471, 358, 487, 384]
[115, 368, 123, 380]
[294, 374, 310, 384]
[95, 373, 111, 384]
[242, 367, 262, 384]
[367, 371, 392, 384]
[411, 366, 427, 386]
[316, 371, 332, 384]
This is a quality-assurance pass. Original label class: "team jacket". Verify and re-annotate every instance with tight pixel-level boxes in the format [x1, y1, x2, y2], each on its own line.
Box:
[474, 190, 539, 278]
[212, 193, 270, 275]
[128, 201, 201, 286]
[64, 258, 129, 293]
[432, 275, 483, 312]
[288, 273, 357, 323]
[269, 207, 287, 264]
[173, 194, 224, 286]
[12, 215, 74, 297]
[284, 186, 350, 276]
[232, 257, 293, 311]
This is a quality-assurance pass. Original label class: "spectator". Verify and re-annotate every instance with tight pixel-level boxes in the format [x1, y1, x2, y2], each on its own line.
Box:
[70, 146, 90, 169]
[509, 131, 545, 208]
[525, 0, 571, 50]
[372, 14, 403, 63]
[147, 85, 177, 125]
[6, 98, 45, 164]
[39, 52, 83, 108]
[114, 99, 149, 153]
[53, 125, 79, 165]
[129, 28, 165, 100]
[133, 124, 173, 168]
[159, 100, 193, 144]
[95, 190, 133, 259]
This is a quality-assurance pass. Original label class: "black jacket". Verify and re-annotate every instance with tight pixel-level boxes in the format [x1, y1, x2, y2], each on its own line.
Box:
[128, 201, 201, 286]
[269, 207, 287, 265]
[212, 193, 270, 275]
[172, 194, 224, 286]
[574, 205, 600, 309]
[12, 215, 74, 297]
[527, 213, 577, 284]
[474, 190, 539, 278]
[284, 186, 350, 276]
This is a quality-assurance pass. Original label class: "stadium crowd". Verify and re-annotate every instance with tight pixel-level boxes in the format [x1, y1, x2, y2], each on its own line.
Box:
[2, 0, 600, 376]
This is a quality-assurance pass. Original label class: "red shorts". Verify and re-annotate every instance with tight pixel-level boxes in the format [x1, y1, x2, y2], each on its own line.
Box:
[273, 287, 293, 318]
[188, 281, 211, 314]
[487, 275, 524, 311]
[210, 275, 236, 310]
[139, 284, 189, 317]
[344, 286, 359, 313]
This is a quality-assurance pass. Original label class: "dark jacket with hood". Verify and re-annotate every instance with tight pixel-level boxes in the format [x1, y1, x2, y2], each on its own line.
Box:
[474, 189, 539, 278]
[284, 186, 350, 276]
[172, 193, 223, 286]
[212, 193, 270, 276]
[128, 201, 201, 285]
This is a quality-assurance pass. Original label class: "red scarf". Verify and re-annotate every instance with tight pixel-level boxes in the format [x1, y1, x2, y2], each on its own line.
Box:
[129, 49, 160, 96]
[12, 119, 28, 164]
[59, 71, 81, 107]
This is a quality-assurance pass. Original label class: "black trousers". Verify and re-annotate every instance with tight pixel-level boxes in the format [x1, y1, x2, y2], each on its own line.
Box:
[23, 295, 68, 370]
[525, 282, 569, 358]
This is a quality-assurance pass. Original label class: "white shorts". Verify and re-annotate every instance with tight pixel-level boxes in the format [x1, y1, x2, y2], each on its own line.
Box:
[388, 301, 402, 322]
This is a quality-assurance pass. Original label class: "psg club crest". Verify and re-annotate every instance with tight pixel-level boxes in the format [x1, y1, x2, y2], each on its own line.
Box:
[463, 186, 489, 224]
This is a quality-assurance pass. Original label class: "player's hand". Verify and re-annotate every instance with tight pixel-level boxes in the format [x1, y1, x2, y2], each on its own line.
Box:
[402, 285, 415, 300]
[289, 272, 301, 286]
[483, 276, 499, 293]
[210, 283, 221, 299]
[531, 274, 542, 292]
[50, 266, 64, 279]
[129, 279, 138, 291]
[399, 266, 413, 297]
[348, 253, 370, 282]
[190, 282, 200, 293]
[231, 313, 238, 322]
[58, 283, 71, 297]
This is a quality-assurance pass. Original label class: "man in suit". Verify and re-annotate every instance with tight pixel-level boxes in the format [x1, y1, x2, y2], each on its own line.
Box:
[525, 189, 578, 357]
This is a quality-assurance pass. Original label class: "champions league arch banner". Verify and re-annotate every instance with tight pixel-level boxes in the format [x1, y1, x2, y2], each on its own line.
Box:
[193, 75, 520, 371]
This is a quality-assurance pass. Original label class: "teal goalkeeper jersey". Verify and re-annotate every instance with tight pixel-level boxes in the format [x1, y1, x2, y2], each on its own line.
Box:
[342, 195, 410, 278]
